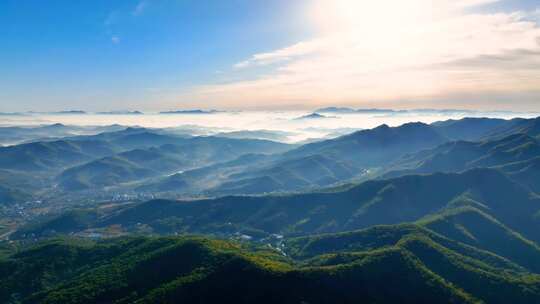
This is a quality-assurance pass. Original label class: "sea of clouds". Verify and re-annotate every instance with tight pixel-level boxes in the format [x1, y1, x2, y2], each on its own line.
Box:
[1, 109, 538, 143]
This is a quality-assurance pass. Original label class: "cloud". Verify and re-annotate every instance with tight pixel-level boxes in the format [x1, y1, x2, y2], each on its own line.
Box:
[133, 1, 148, 16]
[111, 36, 120, 44]
[442, 49, 540, 70]
[532, 8, 540, 22]
[190, 0, 540, 110]
[454, 0, 499, 7]
[234, 40, 324, 69]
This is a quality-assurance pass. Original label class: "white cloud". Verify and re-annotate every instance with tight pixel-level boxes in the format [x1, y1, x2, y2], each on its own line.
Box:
[234, 40, 325, 69]
[111, 36, 120, 44]
[191, 0, 540, 110]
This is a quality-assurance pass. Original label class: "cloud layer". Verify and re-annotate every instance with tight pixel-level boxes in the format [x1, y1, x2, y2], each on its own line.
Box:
[187, 0, 540, 110]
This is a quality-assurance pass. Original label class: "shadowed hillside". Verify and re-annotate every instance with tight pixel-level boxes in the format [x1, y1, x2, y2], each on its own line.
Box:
[3, 234, 540, 304]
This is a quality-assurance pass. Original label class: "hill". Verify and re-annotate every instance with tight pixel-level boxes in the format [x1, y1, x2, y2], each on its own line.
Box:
[484, 117, 540, 139]
[417, 206, 540, 272]
[495, 157, 540, 192]
[385, 133, 540, 178]
[159, 109, 220, 114]
[0, 185, 30, 205]
[294, 113, 332, 120]
[23, 168, 540, 245]
[0, 140, 118, 172]
[136, 118, 536, 196]
[152, 169, 526, 243]
[58, 136, 291, 190]
[58, 156, 158, 190]
[287, 225, 540, 304]
[3, 235, 540, 303]
[315, 107, 400, 114]
[66, 127, 188, 149]
[431, 117, 509, 141]
[209, 154, 360, 194]
[284, 122, 448, 167]
[0, 127, 184, 173]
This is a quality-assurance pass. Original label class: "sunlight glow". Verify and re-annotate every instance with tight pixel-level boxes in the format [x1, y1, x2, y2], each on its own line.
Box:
[188, 0, 540, 111]
[310, 0, 438, 35]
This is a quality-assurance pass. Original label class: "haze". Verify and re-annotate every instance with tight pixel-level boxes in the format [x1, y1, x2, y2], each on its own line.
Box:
[1, 109, 537, 144]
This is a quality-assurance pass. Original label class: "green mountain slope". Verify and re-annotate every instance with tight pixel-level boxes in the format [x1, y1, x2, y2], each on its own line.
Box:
[57, 136, 291, 191]
[385, 133, 540, 178]
[431, 117, 509, 141]
[210, 154, 360, 194]
[417, 206, 540, 272]
[285, 122, 448, 167]
[495, 156, 540, 193]
[3, 233, 540, 304]
[0, 185, 30, 205]
[484, 117, 540, 140]
[287, 224, 540, 303]
[0, 140, 117, 172]
[139, 118, 537, 196]
[21, 168, 540, 246]
[58, 156, 157, 190]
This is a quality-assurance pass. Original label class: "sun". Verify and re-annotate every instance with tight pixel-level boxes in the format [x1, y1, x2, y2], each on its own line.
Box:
[309, 0, 444, 36]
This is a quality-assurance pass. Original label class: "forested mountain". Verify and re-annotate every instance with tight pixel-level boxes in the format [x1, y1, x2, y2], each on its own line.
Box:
[284, 122, 447, 166]
[210, 154, 360, 194]
[57, 136, 291, 190]
[2, 232, 540, 304]
[385, 133, 540, 178]
[495, 156, 540, 192]
[431, 117, 509, 140]
[484, 117, 540, 139]
[0, 185, 30, 205]
[3, 117, 539, 198]
[0, 140, 118, 172]
[140, 121, 461, 195]
[142, 117, 540, 196]
[0, 127, 291, 193]
[145, 153, 361, 195]
[20, 168, 540, 244]
[3, 116, 540, 303]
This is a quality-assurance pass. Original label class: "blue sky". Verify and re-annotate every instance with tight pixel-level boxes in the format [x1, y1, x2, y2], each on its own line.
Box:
[0, 0, 313, 111]
[1, 0, 540, 111]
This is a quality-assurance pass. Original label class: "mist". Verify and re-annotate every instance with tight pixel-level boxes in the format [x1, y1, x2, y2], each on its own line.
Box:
[1, 109, 538, 143]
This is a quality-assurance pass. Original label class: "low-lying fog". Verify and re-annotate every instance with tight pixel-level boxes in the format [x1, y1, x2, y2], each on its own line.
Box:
[1, 110, 539, 143]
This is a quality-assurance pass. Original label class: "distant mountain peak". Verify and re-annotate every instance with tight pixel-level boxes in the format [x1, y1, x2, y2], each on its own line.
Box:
[295, 113, 333, 120]
[159, 109, 220, 114]
[47, 123, 66, 128]
[374, 123, 391, 129]
[124, 127, 148, 132]
[97, 110, 143, 115]
[54, 110, 87, 114]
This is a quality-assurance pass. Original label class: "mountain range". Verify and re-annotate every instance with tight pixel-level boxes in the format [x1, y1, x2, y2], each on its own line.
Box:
[2, 116, 540, 198]
[138, 117, 540, 196]
[3, 115, 540, 303]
